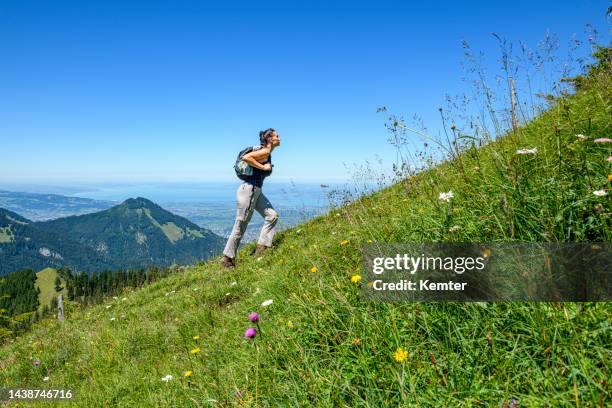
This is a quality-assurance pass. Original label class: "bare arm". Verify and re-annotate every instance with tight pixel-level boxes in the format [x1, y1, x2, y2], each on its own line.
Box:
[242, 148, 272, 171]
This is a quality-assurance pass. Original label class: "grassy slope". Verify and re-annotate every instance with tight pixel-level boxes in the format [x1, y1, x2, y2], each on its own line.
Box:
[0, 78, 610, 407]
[35, 268, 67, 312]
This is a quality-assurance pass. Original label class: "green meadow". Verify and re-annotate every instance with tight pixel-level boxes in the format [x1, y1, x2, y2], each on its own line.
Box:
[0, 49, 610, 407]
[35, 268, 67, 313]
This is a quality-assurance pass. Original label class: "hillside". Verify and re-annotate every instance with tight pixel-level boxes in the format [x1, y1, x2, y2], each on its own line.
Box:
[0, 208, 115, 276]
[0, 198, 225, 276]
[0, 56, 610, 406]
[36, 197, 225, 270]
[35, 268, 68, 312]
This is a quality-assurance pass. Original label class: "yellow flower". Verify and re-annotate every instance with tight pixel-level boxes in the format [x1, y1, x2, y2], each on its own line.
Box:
[287, 320, 294, 328]
[340, 239, 349, 245]
[351, 275, 362, 284]
[394, 347, 408, 363]
[310, 266, 318, 273]
[193, 335, 200, 341]
[183, 370, 193, 378]
[190, 348, 200, 354]
[367, 239, 373, 243]
[608, 174, 612, 182]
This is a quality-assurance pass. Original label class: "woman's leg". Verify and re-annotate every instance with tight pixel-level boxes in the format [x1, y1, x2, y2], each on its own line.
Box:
[223, 183, 260, 259]
[254, 191, 279, 248]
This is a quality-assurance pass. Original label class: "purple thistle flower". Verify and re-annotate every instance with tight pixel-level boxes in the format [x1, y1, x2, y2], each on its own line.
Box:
[248, 312, 260, 323]
[244, 327, 257, 339]
[33, 359, 40, 366]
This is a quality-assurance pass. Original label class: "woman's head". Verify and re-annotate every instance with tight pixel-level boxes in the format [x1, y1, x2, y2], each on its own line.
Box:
[259, 128, 281, 148]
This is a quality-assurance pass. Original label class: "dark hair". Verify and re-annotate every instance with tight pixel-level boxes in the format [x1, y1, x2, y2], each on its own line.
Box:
[259, 128, 276, 146]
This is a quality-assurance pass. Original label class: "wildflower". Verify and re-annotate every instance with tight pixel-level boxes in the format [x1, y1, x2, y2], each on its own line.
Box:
[110, 317, 116, 321]
[607, 156, 612, 162]
[190, 347, 200, 354]
[575, 134, 587, 140]
[43, 376, 49, 381]
[248, 312, 260, 323]
[287, 320, 293, 328]
[122, 297, 127, 301]
[161, 374, 173, 382]
[351, 338, 361, 346]
[367, 239, 373, 243]
[261, 299, 273, 307]
[193, 335, 200, 340]
[594, 138, 612, 143]
[33, 359, 40, 366]
[183, 371, 193, 378]
[340, 239, 349, 245]
[516, 148, 538, 155]
[438, 191, 454, 202]
[393, 347, 408, 363]
[351, 275, 362, 284]
[310, 266, 318, 273]
[593, 190, 608, 197]
[449, 225, 461, 233]
[244, 327, 257, 339]
[608, 175, 612, 182]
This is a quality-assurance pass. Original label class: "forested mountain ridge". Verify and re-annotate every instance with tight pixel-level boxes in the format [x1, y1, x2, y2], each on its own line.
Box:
[0, 198, 224, 276]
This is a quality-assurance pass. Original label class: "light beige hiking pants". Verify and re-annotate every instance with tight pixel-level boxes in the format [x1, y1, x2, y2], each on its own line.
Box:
[223, 182, 279, 259]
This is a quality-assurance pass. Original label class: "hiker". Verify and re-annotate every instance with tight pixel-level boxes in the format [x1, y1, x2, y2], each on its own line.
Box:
[220, 128, 281, 268]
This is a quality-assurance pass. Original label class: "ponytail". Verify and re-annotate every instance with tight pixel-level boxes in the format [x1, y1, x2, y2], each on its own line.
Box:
[259, 128, 276, 146]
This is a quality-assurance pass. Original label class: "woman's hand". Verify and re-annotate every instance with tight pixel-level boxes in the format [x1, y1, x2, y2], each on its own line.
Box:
[242, 148, 271, 171]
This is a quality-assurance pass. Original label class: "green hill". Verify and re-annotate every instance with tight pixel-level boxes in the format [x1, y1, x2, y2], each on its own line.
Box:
[0, 52, 610, 406]
[35, 268, 67, 312]
[0, 208, 116, 276]
[35, 197, 225, 271]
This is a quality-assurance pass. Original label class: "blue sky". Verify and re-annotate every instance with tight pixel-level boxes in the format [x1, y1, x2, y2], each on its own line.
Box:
[0, 0, 609, 183]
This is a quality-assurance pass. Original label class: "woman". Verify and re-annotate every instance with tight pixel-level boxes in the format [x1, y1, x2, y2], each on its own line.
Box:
[220, 128, 281, 268]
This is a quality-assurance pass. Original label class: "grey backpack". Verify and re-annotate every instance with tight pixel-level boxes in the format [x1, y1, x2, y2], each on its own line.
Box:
[234, 145, 263, 180]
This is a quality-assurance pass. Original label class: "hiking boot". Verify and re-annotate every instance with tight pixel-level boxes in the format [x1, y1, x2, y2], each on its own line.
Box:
[220, 255, 235, 269]
[254, 244, 269, 255]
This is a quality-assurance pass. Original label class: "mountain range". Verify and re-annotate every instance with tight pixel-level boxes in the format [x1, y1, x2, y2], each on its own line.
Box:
[0, 197, 224, 276]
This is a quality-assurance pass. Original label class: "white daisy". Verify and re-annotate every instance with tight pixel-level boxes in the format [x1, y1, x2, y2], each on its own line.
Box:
[161, 374, 173, 382]
[261, 299, 273, 307]
[575, 134, 587, 140]
[43, 376, 49, 381]
[593, 190, 608, 197]
[516, 148, 538, 155]
[438, 191, 454, 202]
